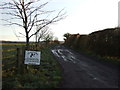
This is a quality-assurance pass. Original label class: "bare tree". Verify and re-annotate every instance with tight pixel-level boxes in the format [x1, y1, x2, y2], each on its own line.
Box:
[37, 26, 49, 43]
[0, 0, 66, 49]
[43, 30, 54, 44]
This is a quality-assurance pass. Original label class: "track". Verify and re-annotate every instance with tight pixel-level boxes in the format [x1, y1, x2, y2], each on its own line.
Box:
[51, 45, 119, 88]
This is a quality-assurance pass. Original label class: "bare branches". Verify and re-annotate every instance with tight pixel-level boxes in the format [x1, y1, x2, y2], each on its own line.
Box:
[28, 19, 46, 33]
[0, 2, 17, 9]
[19, 32, 26, 37]
[37, 26, 54, 42]
[2, 12, 23, 19]
[27, 2, 49, 18]
[1, 19, 23, 27]
[0, 0, 66, 46]
[29, 9, 66, 38]
[43, 31, 53, 42]
[50, 8, 67, 22]
[37, 26, 49, 42]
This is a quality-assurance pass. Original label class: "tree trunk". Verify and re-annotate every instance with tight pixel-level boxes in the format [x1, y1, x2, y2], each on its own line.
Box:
[26, 33, 29, 50]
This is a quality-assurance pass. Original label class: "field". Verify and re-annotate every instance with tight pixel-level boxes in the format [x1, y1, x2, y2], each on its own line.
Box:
[1, 41, 62, 88]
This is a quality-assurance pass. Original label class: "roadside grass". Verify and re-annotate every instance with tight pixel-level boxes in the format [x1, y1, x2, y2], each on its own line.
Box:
[2, 43, 62, 88]
[64, 45, 120, 66]
[81, 50, 120, 65]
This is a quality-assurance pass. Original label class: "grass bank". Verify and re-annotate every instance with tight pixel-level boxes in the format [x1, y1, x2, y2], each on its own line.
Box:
[64, 45, 120, 66]
[2, 44, 62, 89]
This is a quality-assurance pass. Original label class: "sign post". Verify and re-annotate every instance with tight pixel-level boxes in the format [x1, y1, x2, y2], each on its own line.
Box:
[24, 50, 41, 65]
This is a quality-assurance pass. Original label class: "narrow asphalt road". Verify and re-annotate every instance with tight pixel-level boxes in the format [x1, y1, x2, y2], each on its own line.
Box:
[51, 45, 119, 88]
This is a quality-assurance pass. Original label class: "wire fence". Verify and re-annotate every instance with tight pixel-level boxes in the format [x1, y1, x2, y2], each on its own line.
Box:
[2, 48, 17, 70]
[2, 44, 41, 73]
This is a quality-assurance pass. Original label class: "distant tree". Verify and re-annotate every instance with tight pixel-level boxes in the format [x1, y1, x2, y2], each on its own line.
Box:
[0, 0, 66, 49]
[37, 26, 49, 42]
[43, 31, 53, 44]
[63, 33, 70, 39]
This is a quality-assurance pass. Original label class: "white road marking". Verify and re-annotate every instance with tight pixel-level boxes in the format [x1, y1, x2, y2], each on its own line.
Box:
[61, 56, 67, 61]
[52, 49, 78, 63]
[58, 49, 63, 55]
[51, 50, 60, 57]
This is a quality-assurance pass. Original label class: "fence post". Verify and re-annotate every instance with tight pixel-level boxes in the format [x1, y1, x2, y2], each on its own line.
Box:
[17, 47, 27, 74]
[16, 48, 19, 74]
[17, 48, 22, 74]
[22, 46, 27, 73]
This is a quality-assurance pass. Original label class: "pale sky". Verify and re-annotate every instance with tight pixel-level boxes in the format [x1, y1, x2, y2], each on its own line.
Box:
[0, 0, 119, 41]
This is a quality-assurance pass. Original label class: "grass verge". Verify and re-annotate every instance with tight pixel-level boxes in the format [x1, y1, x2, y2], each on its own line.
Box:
[64, 45, 120, 66]
[2, 44, 62, 89]
[84, 50, 120, 65]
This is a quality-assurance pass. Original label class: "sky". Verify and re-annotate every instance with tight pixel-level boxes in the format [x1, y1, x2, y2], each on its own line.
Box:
[0, 0, 119, 41]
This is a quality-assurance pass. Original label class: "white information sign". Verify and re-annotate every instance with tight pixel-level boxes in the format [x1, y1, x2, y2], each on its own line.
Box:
[24, 50, 41, 65]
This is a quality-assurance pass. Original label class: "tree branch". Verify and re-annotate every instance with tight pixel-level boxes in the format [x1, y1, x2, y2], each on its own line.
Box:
[1, 12, 23, 19]
[27, 2, 49, 17]
[0, 0, 66, 45]
[19, 32, 26, 37]
[1, 19, 23, 27]
[29, 9, 66, 38]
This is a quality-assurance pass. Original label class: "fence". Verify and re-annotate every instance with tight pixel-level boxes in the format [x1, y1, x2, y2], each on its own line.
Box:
[2, 44, 42, 74]
[2, 48, 17, 70]
[2, 46, 28, 74]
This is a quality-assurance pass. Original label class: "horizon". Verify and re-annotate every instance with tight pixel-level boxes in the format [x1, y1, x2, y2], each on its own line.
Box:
[0, 0, 119, 41]
[1, 27, 118, 42]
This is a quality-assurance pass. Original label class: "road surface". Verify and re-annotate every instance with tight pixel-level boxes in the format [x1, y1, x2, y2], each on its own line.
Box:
[51, 45, 119, 88]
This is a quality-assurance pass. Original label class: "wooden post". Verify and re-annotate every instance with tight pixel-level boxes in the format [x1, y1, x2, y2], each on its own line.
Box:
[22, 46, 28, 73]
[16, 47, 27, 74]
[16, 48, 19, 73]
[16, 48, 22, 74]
